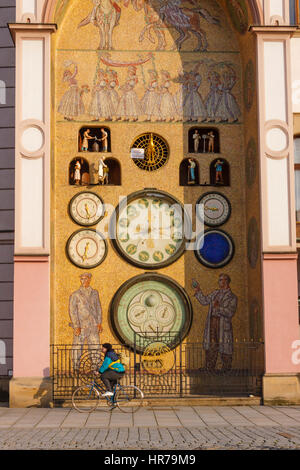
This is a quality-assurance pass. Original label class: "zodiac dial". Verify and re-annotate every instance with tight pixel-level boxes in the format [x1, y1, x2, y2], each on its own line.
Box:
[66, 229, 107, 268]
[69, 192, 104, 226]
[131, 133, 169, 172]
[111, 189, 190, 269]
[110, 273, 193, 352]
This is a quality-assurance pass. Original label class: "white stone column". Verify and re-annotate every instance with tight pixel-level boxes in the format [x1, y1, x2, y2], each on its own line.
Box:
[8, 22, 56, 407]
[252, 22, 300, 404]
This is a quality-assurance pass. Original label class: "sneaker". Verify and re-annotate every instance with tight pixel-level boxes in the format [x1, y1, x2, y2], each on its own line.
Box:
[102, 391, 114, 397]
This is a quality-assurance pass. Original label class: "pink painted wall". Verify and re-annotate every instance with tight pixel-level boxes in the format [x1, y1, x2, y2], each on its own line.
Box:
[13, 257, 50, 377]
[263, 254, 300, 374]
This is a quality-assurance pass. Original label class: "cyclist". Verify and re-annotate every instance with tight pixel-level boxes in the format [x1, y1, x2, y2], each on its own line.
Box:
[99, 343, 125, 397]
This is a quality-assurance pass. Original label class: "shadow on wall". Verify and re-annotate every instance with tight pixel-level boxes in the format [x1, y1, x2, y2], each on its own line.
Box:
[31, 368, 52, 408]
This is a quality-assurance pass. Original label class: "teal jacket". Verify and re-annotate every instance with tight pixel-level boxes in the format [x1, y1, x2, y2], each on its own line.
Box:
[99, 351, 125, 373]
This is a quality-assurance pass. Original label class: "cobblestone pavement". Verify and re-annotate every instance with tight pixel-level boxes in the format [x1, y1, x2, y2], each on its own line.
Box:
[0, 406, 300, 450]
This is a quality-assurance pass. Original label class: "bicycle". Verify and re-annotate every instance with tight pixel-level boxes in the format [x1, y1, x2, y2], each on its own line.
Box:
[72, 373, 144, 413]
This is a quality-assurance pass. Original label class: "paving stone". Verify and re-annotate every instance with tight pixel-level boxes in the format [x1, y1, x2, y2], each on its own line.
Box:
[174, 407, 205, 427]
[193, 407, 228, 426]
[233, 407, 278, 426]
[110, 410, 133, 428]
[133, 409, 157, 427]
[274, 407, 300, 423]
[118, 427, 129, 442]
[85, 409, 111, 428]
[36, 409, 70, 428]
[12, 409, 49, 428]
[251, 406, 300, 426]
[211, 406, 251, 426]
[153, 410, 181, 427]
[0, 408, 29, 427]
[138, 427, 149, 442]
[60, 410, 89, 428]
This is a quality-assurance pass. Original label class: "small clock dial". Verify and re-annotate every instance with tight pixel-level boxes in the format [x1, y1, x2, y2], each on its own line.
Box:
[111, 189, 190, 269]
[69, 192, 104, 226]
[131, 133, 169, 172]
[110, 273, 193, 352]
[194, 229, 234, 269]
[66, 229, 107, 268]
[196, 192, 231, 227]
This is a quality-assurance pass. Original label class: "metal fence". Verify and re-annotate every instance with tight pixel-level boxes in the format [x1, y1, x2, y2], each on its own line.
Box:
[51, 338, 264, 403]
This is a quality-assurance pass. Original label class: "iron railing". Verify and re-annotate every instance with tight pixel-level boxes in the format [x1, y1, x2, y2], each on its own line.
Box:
[51, 339, 264, 403]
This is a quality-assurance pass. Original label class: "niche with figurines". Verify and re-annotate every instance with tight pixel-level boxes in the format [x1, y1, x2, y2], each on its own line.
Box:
[78, 126, 111, 153]
[69, 157, 90, 185]
[188, 127, 220, 154]
[210, 158, 230, 186]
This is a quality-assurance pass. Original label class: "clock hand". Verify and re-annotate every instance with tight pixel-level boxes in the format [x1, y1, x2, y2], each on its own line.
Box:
[205, 205, 219, 212]
[85, 204, 91, 219]
[82, 242, 89, 262]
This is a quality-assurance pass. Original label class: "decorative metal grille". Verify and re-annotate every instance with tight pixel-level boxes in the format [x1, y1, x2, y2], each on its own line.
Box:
[51, 338, 264, 403]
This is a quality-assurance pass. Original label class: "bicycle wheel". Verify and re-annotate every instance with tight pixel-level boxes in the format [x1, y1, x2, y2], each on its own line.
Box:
[72, 384, 100, 413]
[115, 385, 144, 413]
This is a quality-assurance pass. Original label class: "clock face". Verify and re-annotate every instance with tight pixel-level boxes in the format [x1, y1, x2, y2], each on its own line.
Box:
[194, 229, 234, 269]
[196, 192, 231, 227]
[110, 273, 193, 352]
[131, 133, 169, 172]
[111, 189, 189, 269]
[69, 192, 104, 226]
[66, 229, 107, 268]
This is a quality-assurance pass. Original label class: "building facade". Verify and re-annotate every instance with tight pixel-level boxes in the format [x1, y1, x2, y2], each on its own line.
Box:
[0, 1, 15, 401]
[1, 0, 300, 406]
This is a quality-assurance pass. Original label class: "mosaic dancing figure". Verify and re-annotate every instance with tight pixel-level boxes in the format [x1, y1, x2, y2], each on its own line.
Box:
[215, 69, 241, 122]
[141, 70, 161, 121]
[175, 70, 187, 121]
[159, 70, 177, 121]
[89, 69, 113, 121]
[184, 71, 207, 122]
[58, 62, 85, 120]
[107, 69, 119, 120]
[117, 66, 140, 121]
[205, 70, 221, 122]
[69, 273, 103, 371]
[192, 274, 237, 371]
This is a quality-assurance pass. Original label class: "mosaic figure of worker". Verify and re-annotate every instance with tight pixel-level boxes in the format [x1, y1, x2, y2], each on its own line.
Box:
[192, 274, 237, 371]
[69, 272, 103, 370]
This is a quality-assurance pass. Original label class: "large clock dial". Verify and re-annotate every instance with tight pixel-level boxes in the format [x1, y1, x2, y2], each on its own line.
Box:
[69, 192, 104, 226]
[66, 229, 107, 268]
[111, 189, 190, 269]
[110, 273, 193, 352]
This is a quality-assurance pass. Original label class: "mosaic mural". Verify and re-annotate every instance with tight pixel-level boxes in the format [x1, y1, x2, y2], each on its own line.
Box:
[52, 0, 261, 365]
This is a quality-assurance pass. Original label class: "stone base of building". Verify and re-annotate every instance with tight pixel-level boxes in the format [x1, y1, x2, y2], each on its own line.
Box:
[9, 377, 53, 408]
[263, 373, 300, 405]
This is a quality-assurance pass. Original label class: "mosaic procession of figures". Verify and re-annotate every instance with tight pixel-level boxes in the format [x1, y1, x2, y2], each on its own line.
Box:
[56, 0, 243, 123]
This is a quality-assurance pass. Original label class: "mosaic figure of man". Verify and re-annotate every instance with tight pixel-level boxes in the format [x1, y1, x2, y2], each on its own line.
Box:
[69, 272, 103, 370]
[192, 274, 237, 371]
